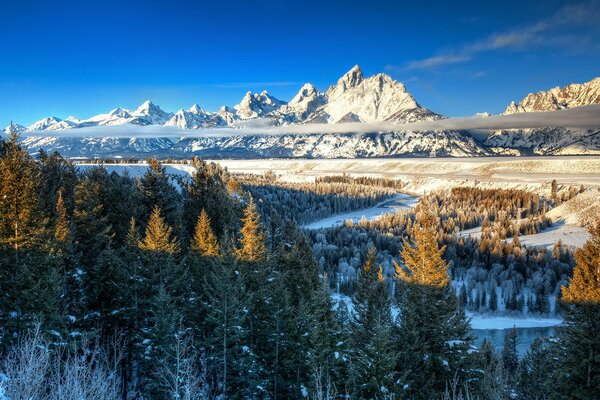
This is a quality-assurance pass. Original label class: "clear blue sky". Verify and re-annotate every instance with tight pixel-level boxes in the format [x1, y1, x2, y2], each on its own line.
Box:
[1, 0, 599, 126]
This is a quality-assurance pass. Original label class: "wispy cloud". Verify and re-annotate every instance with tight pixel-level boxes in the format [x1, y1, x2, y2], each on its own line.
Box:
[389, 2, 600, 71]
[21, 105, 600, 139]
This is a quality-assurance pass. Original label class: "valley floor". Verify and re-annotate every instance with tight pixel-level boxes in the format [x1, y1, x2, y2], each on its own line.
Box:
[209, 155, 600, 194]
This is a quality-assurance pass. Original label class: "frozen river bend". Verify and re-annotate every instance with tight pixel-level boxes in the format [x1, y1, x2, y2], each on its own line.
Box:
[303, 193, 418, 230]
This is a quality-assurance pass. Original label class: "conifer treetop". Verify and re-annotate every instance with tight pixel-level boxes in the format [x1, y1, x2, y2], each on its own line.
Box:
[562, 221, 600, 304]
[236, 196, 266, 262]
[394, 215, 450, 288]
[191, 209, 219, 256]
[139, 206, 181, 254]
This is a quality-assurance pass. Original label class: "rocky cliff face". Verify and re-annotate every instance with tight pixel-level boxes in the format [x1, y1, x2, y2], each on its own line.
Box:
[504, 77, 600, 114]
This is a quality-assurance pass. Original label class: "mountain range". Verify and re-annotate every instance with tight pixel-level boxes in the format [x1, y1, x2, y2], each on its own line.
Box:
[3, 66, 600, 159]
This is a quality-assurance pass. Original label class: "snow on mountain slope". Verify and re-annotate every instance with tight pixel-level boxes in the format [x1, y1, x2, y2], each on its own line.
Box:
[483, 77, 600, 155]
[131, 100, 173, 124]
[2, 123, 27, 134]
[234, 91, 286, 120]
[10, 67, 600, 158]
[164, 130, 488, 159]
[547, 191, 600, 227]
[300, 65, 440, 124]
[275, 83, 326, 123]
[164, 104, 228, 129]
[28, 117, 77, 131]
[504, 77, 600, 114]
[485, 128, 600, 155]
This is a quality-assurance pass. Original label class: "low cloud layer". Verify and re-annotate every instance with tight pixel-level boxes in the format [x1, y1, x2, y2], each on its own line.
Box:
[21, 104, 600, 139]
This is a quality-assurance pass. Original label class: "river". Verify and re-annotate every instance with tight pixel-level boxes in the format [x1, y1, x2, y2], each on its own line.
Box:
[473, 326, 558, 357]
[303, 193, 419, 230]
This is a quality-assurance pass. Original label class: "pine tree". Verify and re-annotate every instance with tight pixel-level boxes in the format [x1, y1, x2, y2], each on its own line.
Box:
[517, 338, 555, 400]
[54, 191, 71, 244]
[393, 216, 475, 399]
[0, 129, 41, 255]
[139, 158, 181, 230]
[394, 216, 450, 288]
[478, 339, 505, 399]
[502, 326, 519, 388]
[204, 249, 255, 399]
[236, 197, 266, 263]
[349, 248, 396, 398]
[191, 209, 219, 256]
[139, 206, 181, 254]
[557, 221, 600, 399]
[73, 166, 113, 268]
[490, 285, 498, 312]
[85, 248, 128, 336]
[182, 157, 237, 240]
[561, 222, 600, 303]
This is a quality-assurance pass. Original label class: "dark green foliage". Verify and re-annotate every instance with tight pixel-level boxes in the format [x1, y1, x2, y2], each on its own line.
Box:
[502, 327, 519, 388]
[556, 302, 600, 399]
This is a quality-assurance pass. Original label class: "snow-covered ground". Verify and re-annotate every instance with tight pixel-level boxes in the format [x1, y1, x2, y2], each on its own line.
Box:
[547, 191, 600, 227]
[211, 156, 600, 195]
[303, 193, 418, 230]
[459, 221, 590, 249]
[76, 163, 196, 178]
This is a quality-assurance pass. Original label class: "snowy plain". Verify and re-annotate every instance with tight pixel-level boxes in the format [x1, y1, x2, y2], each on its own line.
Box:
[459, 221, 590, 249]
[302, 193, 418, 230]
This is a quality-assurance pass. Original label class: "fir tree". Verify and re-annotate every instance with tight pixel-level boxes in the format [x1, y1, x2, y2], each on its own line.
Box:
[191, 209, 219, 256]
[517, 338, 555, 400]
[349, 248, 396, 398]
[502, 326, 519, 389]
[394, 215, 450, 288]
[139, 206, 181, 254]
[393, 216, 475, 399]
[73, 166, 113, 268]
[0, 129, 41, 255]
[558, 221, 600, 399]
[204, 249, 255, 399]
[236, 197, 266, 263]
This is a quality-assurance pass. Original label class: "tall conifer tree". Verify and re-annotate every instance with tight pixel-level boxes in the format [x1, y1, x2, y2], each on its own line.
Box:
[558, 221, 600, 398]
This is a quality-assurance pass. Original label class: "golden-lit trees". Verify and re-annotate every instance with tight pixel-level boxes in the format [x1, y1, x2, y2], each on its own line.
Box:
[54, 191, 71, 244]
[0, 129, 41, 253]
[394, 215, 450, 288]
[191, 209, 219, 256]
[557, 221, 600, 398]
[236, 197, 266, 262]
[393, 214, 474, 399]
[561, 222, 600, 303]
[139, 206, 181, 254]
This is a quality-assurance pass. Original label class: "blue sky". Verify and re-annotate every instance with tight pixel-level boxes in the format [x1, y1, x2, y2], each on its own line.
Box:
[1, 0, 599, 126]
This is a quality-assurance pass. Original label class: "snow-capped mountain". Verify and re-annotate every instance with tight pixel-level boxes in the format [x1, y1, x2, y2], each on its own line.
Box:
[5, 68, 600, 158]
[303, 65, 440, 124]
[165, 105, 228, 129]
[2, 123, 27, 135]
[131, 100, 173, 124]
[234, 91, 286, 120]
[485, 77, 600, 155]
[503, 77, 600, 114]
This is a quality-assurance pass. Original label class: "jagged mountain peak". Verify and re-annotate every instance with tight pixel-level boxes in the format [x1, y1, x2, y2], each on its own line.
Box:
[189, 104, 206, 114]
[504, 76, 600, 114]
[108, 107, 131, 118]
[328, 65, 365, 97]
[342, 65, 364, 86]
[2, 123, 27, 135]
[131, 100, 172, 124]
[234, 90, 286, 119]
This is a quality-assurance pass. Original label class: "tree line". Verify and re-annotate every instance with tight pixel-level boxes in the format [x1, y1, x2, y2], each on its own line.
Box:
[1, 129, 599, 399]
